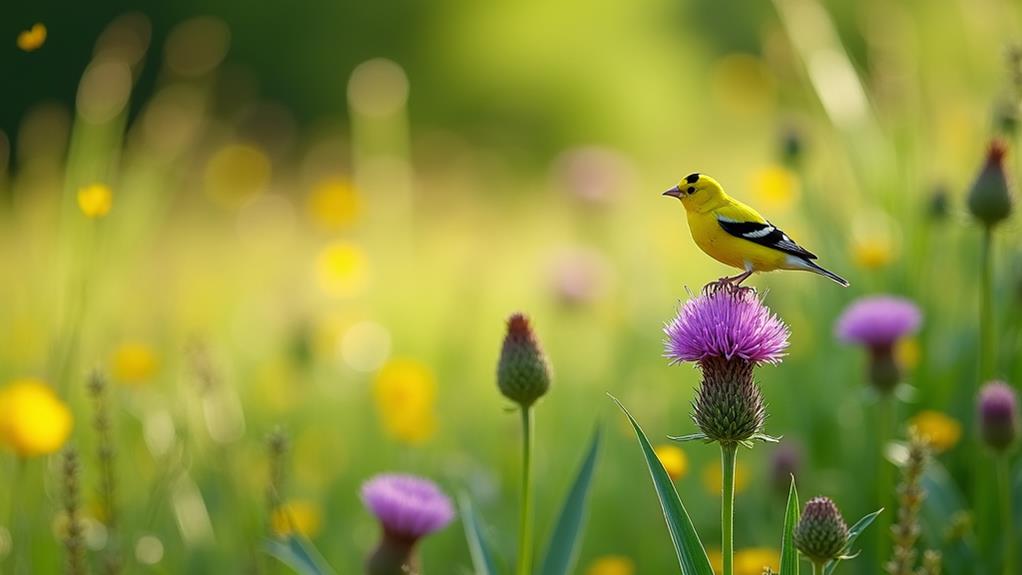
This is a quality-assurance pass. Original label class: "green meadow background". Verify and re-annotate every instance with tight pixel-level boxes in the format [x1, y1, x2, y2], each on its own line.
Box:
[1, 0, 1021, 573]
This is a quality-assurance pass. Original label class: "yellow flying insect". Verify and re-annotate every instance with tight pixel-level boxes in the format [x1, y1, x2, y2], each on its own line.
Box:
[664, 173, 849, 286]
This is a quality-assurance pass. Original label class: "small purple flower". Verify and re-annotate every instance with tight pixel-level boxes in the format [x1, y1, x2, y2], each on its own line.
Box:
[835, 296, 921, 348]
[361, 474, 454, 540]
[978, 381, 1019, 452]
[665, 284, 789, 364]
[835, 295, 921, 393]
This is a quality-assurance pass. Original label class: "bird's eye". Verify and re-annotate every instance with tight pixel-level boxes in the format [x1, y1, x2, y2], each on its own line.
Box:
[687, 186, 696, 194]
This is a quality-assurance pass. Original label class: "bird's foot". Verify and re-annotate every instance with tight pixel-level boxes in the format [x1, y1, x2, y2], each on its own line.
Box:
[706, 272, 755, 295]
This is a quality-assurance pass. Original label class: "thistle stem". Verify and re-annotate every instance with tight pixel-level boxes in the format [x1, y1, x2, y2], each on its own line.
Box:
[980, 225, 995, 381]
[998, 456, 1014, 575]
[721, 443, 738, 575]
[515, 407, 534, 575]
[875, 397, 894, 566]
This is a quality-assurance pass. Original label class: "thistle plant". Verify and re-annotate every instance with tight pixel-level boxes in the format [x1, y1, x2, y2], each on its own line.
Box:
[459, 312, 601, 575]
[835, 296, 922, 395]
[977, 381, 1019, 575]
[835, 295, 921, 561]
[967, 141, 1014, 382]
[663, 282, 789, 575]
[794, 497, 849, 571]
[497, 313, 550, 575]
[361, 474, 455, 575]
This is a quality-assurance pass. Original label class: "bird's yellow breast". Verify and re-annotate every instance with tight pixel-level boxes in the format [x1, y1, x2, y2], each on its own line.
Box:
[686, 211, 790, 272]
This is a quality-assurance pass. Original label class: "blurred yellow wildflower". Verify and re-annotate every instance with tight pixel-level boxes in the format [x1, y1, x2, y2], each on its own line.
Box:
[315, 241, 369, 298]
[204, 144, 271, 206]
[750, 166, 800, 213]
[306, 178, 360, 231]
[17, 23, 47, 52]
[851, 210, 899, 269]
[707, 548, 723, 573]
[909, 410, 961, 453]
[654, 444, 688, 481]
[110, 342, 159, 385]
[373, 359, 437, 444]
[701, 460, 749, 495]
[271, 500, 323, 538]
[852, 238, 896, 269]
[735, 547, 780, 575]
[895, 337, 921, 371]
[77, 183, 113, 218]
[585, 555, 635, 575]
[0, 378, 73, 457]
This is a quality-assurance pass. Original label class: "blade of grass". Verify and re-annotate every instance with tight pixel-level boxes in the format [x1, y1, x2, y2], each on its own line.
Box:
[459, 494, 500, 575]
[264, 536, 336, 575]
[780, 477, 800, 575]
[538, 426, 602, 575]
[609, 394, 714, 575]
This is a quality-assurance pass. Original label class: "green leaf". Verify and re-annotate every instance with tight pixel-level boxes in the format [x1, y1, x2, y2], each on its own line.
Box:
[609, 394, 714, 575]
[538, 426, 602, 575]
[459, 493, 500, 575]
[780, 477, 799, 575]
[264, 536, 336, 575]
[822, 508, 883, 575]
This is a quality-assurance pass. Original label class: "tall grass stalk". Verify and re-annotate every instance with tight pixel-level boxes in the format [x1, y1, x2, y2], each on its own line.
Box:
[515, 407, 535, 575]
[720, 443, 738, 575]
[88, 371, 120, 575]
[62, 448, 86, 575]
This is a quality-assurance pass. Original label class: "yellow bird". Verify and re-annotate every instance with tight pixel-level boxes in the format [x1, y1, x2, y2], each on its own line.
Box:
[664, 173, 848, 286]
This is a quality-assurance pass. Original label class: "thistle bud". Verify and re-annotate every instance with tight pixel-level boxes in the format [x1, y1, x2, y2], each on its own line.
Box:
[692, 357, 766, 443]
[926, 184, 950, 222]
[794, 497, 849, 565]
[977, 381, 1019, 452]
[497, 314, 551, 408]
[967, 140, 1014, 228]
[780, 126, 805, 168]
[994, 100, 1020, 138]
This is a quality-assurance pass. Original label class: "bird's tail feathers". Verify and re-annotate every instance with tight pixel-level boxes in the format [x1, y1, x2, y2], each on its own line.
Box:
[801, 259, 849, 287]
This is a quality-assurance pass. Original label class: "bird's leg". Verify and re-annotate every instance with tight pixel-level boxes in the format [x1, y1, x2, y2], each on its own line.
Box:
[730, 270, 753, 285]
[716, 270, 753, 285]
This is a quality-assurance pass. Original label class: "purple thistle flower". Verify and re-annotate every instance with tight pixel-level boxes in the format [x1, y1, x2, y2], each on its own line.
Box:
[835, 296, 921, 348]
[978, 381, 1019, 452]
[835, 295, 921, 393]
[664, 284, 789, 365]
[664, 283, 789, 444]
[361, 474, 454, 540]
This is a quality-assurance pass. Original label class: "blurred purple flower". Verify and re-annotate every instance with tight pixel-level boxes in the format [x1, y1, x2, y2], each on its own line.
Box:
[665, 284, 789, 364]
[770, 441, 802, 493]
[361, 473, 454, 540]
[553, 146, 634, 205]
[835, 296, 921, 348]
[835, 295, 922, 393]
[548, 247, 609, 306]
[978, 381, 1019, 452]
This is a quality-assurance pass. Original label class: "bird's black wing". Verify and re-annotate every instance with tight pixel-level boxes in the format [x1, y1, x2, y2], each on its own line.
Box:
[716, 217, 818, 260]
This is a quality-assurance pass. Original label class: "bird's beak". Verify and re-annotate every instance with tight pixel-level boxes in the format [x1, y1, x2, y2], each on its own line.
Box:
[663, 185, 682, 198]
